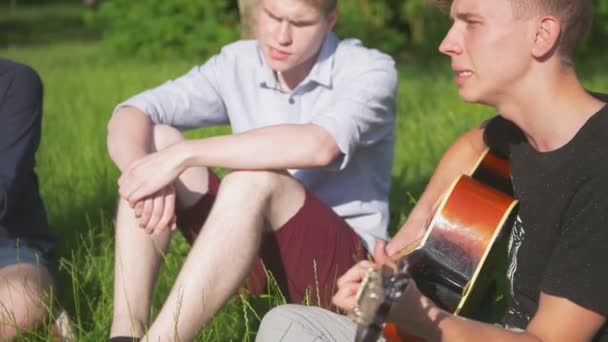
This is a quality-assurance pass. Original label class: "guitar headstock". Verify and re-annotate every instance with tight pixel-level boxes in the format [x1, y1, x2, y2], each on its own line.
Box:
[354, 264, 412, 342]
[353, 267, 386, 327]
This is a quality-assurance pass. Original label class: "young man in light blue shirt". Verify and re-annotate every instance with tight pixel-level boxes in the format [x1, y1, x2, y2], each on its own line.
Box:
[107, 0, 397, 340]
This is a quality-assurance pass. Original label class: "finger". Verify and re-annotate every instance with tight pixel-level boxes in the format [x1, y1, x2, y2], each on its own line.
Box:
[336, 261, 375, 288]
[139, 198, 154, 231]
[120, 173, 144, 204]
[332, 283, 360, 312]
[374, 240, 388, 264]
[118, 182, 130, 200]
[386, 211, 431, 256]
[134, 201, 144, 218]
[146, 193, 165, 233]
[127, 185, 148, 204]
[118, 181, 139, 205]
[155, 190, 175, 235]
[169, 215, 177, 231]
[118, 170, 135, 199]
[374, 240, 398, 272]
[386, 226, 414, 256]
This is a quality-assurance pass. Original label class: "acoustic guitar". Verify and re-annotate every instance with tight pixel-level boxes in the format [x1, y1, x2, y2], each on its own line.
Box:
[353, 149, 518, 342]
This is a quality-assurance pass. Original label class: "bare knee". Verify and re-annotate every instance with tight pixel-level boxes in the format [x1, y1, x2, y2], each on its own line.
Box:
[0, 264, 54, 340]
[152, 124, 185, 151]
[220, 170, 284, 195]
[219, 170, 305, 229]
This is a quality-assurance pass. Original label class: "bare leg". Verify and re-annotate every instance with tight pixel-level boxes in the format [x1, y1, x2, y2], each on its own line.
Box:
[0, 263, 54, 341]
[110, 125, 210, 338]
[142, 170, 307, 342]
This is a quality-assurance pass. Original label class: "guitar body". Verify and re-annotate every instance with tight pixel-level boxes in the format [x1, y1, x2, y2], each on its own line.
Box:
[356, 149, 518, 342]
[412, 174, 516, 315]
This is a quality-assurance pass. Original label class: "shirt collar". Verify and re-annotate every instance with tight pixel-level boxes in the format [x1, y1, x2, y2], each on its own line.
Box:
[304, 32, 338, 88]
[256, 32, 338, 90]
[257, 47, 278, 89]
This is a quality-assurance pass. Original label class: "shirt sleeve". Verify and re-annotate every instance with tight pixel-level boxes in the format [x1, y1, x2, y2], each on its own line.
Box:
[310, 55, 397, 170]
[115, 53, 231, 130]
[0, 62, 43, 221]
[541, 174, 608, 315]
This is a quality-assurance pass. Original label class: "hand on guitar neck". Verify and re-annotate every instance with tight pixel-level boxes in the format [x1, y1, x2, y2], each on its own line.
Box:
[334, 150, 517, 342]
[332, 240, 430, 342]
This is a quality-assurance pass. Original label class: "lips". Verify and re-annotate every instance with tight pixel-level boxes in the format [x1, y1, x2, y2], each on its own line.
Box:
[269, 46, 291, 61]
[453, 68, 474, 86]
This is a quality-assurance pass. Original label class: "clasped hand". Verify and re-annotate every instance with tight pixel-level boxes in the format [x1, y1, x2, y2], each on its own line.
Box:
[118, 146, 187, 235]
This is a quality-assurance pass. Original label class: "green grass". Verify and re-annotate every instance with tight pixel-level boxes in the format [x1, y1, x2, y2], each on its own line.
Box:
[2, 5, 608, 341]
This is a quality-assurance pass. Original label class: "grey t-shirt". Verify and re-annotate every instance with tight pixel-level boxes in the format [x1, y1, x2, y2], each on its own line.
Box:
[117, 33, 398, 250]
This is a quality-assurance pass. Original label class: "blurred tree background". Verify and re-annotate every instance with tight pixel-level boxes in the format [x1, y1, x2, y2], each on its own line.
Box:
[86, 0, 608, 61]
[3, 0, 607, 61]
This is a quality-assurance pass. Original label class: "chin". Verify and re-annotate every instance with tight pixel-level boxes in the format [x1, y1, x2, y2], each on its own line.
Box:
[266, 59, 293, 73]
[458, 91, 477, 104]
[458, 88, 485, 105]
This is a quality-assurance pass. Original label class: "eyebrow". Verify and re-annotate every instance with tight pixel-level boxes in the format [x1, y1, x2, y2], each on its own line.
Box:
[263, 6, 280, 19]
[451, 12, 484, 21]
[262, 6, 317, 25]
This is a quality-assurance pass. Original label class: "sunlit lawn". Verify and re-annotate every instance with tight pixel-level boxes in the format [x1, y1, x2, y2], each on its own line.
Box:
[2, 3, 608, 341]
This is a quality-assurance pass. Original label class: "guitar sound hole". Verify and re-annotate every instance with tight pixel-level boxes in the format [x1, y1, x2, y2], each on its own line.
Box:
[416, 278, 463, 312]
[408, 250, 467, 312]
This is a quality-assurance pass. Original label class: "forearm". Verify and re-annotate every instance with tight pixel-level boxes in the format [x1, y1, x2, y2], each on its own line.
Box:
[417, 126, 486, 214]
[178, 123, 340, 170]
[388, 126, 487, 254]
[107, 106, 155, 171]
[393, 298, 540, 342]
[429, 309, 540, 342]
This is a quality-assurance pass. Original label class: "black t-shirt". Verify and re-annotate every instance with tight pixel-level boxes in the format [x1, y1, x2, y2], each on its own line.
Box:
[0, 58, 55, 257]
[483, 94, 608, 341]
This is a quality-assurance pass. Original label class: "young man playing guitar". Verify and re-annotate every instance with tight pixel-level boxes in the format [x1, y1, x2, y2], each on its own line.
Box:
[107, 0, 397, 340]
[256, 0, 608, 341]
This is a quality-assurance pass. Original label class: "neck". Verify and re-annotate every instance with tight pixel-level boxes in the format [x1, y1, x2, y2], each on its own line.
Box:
[276, 50, 321, 91]
[495, 64, 605, 152]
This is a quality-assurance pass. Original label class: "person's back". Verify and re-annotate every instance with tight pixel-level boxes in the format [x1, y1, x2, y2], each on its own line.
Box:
[0, 58, 57, 339]
[0, 59, 55, 259]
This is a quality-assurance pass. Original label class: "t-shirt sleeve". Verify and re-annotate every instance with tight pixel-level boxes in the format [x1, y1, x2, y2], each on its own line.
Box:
[482, 115, 525, 158]
[114, 53, 231, 130]
[0, 62, 43, 220]
[310, 54, 397, 170]
[541, 174, 608, 315]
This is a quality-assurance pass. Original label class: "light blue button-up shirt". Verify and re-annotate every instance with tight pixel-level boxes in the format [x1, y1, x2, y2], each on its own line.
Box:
[117, 33, 398, 250]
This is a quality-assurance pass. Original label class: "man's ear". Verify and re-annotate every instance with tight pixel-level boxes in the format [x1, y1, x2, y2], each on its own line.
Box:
[532, 16, 561, 59]
[327, 9, 338, 31]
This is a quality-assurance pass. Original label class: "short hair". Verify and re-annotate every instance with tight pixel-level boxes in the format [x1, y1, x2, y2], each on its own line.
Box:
[302, 0, 338, 16]
[430, 0, 594, 65]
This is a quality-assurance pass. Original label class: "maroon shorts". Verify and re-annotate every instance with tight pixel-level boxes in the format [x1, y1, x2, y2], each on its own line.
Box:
[175, 171, 366, 308]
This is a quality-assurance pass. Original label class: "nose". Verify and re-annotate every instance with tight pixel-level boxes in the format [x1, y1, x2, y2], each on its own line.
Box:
[277, 20, 292, 46]
[438, 24, 462, 56]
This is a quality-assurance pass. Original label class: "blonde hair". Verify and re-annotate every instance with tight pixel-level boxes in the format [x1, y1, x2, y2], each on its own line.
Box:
[301, 0, 338, 16]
